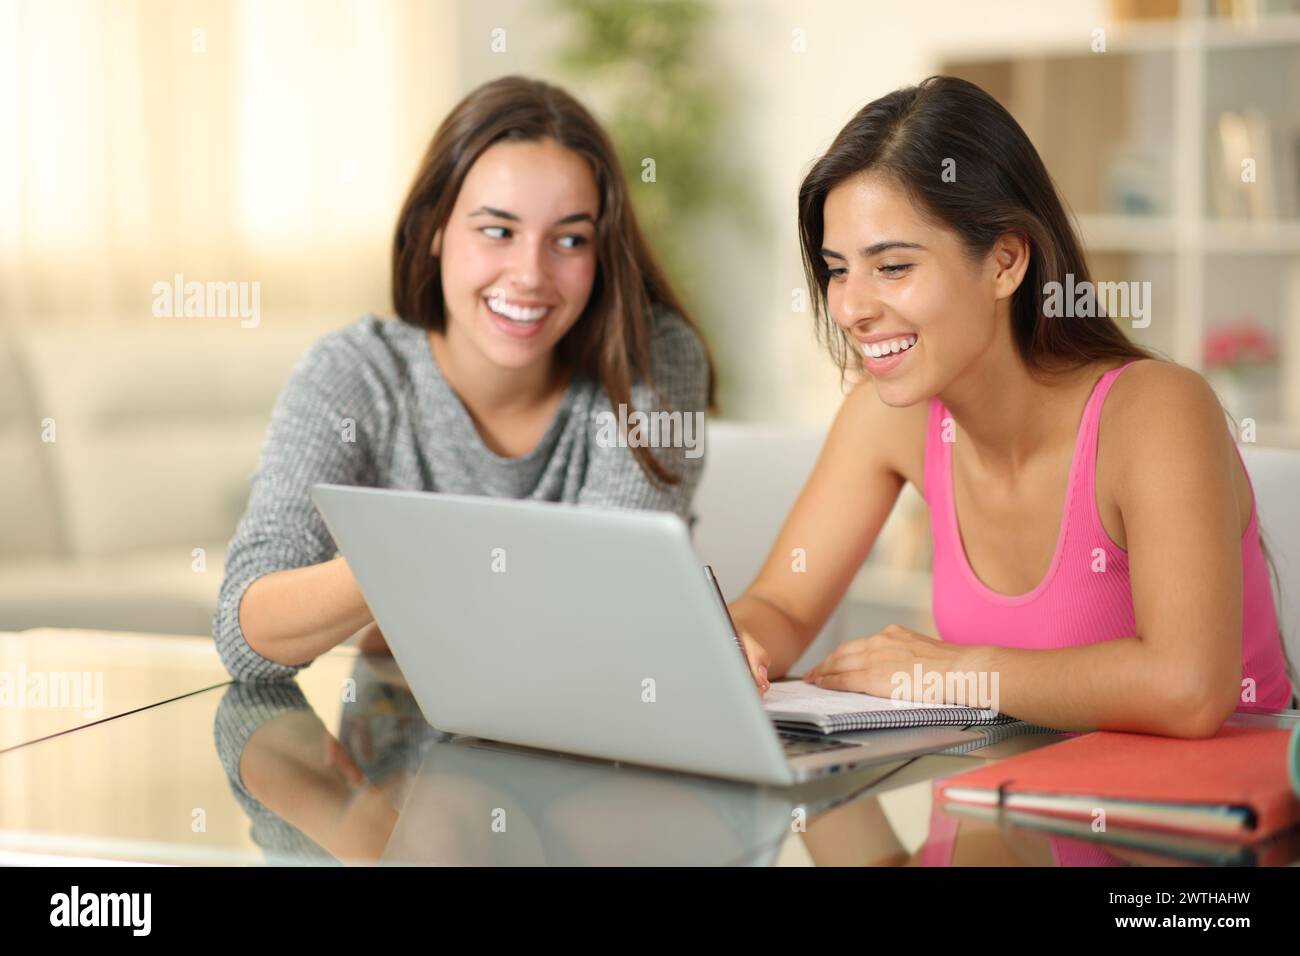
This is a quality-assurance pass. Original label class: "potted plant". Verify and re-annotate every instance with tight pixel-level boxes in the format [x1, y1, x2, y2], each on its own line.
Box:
[1203, 314, 1281, 422]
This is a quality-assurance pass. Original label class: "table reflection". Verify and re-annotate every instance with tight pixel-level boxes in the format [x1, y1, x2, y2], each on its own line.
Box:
[798, 761, 1300, 867]
[213, 657, 821, 865]
[211, 654, 1300, 866]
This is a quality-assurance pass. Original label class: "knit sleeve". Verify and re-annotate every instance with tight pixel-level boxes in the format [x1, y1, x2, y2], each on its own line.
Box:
[212, 331, 382, 681]
[577, 307, 710, 528]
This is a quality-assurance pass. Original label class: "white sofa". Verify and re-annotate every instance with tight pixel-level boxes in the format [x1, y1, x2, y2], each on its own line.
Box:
[0, 321, 323, 634]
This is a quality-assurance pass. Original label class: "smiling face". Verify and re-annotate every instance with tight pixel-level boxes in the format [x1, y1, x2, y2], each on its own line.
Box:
[432, 137, 600, 373]
[821, 171, 1015, 406]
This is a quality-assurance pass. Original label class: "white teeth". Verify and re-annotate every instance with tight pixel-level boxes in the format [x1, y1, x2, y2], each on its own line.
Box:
[486, 296, 551, 323]
[864, 335, 917, 359]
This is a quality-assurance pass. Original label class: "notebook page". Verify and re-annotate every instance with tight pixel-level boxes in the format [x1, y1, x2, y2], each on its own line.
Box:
[762, 680, 976, 717]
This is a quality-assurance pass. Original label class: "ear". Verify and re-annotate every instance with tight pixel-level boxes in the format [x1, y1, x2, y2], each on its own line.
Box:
[430, 227, 443, 258]
[991, 231, 1030, 300]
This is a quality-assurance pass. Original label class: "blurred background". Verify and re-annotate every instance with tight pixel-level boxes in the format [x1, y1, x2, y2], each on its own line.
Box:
[2, 0, 1298, 644]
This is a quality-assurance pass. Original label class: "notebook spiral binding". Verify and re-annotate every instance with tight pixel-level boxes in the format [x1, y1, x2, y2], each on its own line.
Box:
[774, 708, 1019, 734]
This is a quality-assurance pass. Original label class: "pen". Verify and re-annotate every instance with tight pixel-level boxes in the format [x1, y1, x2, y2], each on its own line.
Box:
[703, 564, 757, 679]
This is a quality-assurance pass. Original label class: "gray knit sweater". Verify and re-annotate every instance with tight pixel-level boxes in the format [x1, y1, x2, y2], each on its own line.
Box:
[213, 308, 709, 681]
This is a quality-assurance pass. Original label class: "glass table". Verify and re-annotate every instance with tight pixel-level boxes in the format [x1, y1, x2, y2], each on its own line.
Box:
[2, 629, 1296, 866]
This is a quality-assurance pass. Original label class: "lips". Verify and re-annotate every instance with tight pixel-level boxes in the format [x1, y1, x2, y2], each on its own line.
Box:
[484, 294, 553, 323]
[858, 333, 918, 358]
[481, 295, 553, 340]
[859, 333, 917, 374]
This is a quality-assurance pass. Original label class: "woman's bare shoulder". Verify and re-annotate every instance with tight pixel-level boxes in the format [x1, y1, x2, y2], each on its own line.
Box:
[1102, 358, 1228, 456]
[1100, 358, 1243, 523]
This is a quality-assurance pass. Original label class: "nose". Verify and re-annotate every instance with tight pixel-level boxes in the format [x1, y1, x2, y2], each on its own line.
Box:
[506, 235, 547, 291]
[835, 271, 883, 330]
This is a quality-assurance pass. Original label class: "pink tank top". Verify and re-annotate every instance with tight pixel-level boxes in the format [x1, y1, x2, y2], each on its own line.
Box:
[923, 361, 1294, 710]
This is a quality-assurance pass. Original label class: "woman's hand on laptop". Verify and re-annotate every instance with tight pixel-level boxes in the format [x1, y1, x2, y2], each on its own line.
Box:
[738, 631, 771, 694]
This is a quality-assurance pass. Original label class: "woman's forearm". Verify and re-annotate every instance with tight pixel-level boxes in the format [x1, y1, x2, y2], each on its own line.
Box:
[728, 592, 815, 679]
[964, 637, 1239, 738]
[238, 556, 375, 667]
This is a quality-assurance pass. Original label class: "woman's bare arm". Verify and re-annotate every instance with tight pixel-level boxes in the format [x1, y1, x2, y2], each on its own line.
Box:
[728, 379, 914, 677]
[239, 556, 375, 667]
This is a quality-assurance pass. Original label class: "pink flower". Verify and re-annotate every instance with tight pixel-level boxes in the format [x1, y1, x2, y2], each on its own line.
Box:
[1203, 316, 1278, 372]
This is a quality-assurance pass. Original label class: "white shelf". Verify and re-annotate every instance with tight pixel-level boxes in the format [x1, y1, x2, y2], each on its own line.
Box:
[937, 12, 1300, 62]
[1202, 12, 1300, 49]
[1075, 215, 1300, 254]
[944, 3, 1300, 450]
[1076, 214, 1179, 252]
[1203, 220, 1300, 255]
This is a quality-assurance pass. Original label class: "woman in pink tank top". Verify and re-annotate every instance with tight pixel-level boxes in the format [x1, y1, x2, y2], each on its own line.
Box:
[727, 76, 1296, 737]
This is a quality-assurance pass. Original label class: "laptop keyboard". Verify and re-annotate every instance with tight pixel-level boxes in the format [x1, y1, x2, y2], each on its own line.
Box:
[777, 729, 859, 756]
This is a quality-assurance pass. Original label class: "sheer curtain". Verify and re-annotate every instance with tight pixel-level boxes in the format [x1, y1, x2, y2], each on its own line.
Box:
[0, 0, 458, 326]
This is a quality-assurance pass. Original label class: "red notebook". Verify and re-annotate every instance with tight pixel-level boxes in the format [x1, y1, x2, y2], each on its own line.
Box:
[936, 725, 1300, 843]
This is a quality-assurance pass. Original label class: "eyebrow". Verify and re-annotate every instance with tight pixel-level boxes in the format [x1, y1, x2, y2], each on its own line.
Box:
[468, 205, 596, 226]
[820, 240, 926, 260]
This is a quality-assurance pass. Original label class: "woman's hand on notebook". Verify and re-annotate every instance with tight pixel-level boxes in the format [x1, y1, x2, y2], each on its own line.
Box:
[801, 624, 961, 701]
[737, 630, 771, 694]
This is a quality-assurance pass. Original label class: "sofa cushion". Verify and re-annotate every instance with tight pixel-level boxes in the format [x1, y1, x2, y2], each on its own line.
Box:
[0, 540, 229, 636]
[0, 331, 62, 558]
[17, 322, 322, 557]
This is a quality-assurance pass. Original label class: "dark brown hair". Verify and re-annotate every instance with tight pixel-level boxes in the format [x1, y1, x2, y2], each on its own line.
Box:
[392, 75, 715, 485]
[797, 74, 1152, 380]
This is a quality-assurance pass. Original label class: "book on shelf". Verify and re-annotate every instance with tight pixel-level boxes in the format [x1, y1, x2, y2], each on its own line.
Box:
[1214, 109, 1283, 221]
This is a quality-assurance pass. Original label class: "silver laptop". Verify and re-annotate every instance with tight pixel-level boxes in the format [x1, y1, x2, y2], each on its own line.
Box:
[311, 484, 978, 786]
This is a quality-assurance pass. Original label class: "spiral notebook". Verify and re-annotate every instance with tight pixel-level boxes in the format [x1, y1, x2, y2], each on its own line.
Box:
[762, 680, 1015, 734]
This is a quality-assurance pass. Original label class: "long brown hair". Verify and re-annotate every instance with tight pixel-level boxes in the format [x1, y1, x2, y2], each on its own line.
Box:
[798, 74, 1297, 700]
[391, 75, 715, 486]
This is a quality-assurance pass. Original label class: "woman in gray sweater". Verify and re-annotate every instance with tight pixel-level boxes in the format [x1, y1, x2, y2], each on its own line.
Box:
[214, 76, 715, 681]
